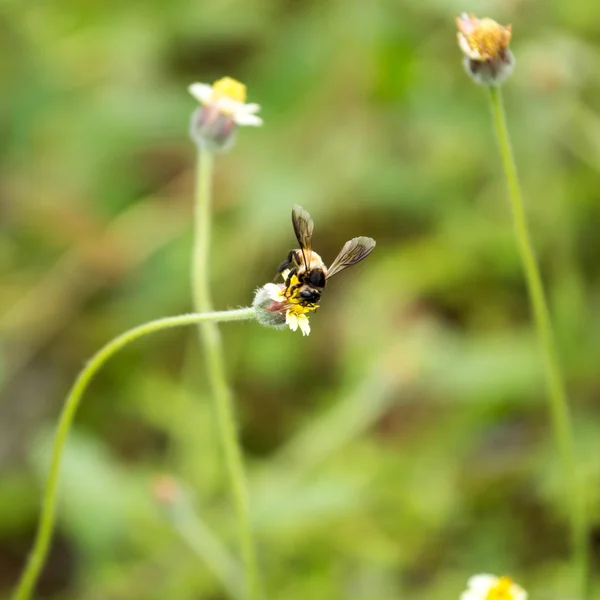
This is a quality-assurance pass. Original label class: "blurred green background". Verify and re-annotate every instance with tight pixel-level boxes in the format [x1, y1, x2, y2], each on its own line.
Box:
[1, 0, 600, 598]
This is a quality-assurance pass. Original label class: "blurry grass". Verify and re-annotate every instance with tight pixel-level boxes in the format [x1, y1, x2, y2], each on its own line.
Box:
[0, 184, 190, 383]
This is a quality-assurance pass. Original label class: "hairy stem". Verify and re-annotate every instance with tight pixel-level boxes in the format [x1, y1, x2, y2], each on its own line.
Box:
[191, 147, 259, 599]
[488, 85, 588, 599]
[12, 307, 256, 600]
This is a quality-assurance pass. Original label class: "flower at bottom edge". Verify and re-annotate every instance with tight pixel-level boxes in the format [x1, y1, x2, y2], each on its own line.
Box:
[460, 574, 527, 600]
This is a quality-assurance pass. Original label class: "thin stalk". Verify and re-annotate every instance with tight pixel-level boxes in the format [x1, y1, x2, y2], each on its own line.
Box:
[12, 307, 256, 600]
[171, 499, 244, 600]
[191, 147, 259, 599]
[488, 85, 588, 598]
[193, 148, 215, 313]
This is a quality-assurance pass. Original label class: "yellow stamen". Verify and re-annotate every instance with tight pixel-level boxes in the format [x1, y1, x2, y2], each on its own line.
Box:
[211, 76, 247, 103]
[288, 303, 317, 317]
[486, 577, 514, 600]
[456, 15, 511, 61]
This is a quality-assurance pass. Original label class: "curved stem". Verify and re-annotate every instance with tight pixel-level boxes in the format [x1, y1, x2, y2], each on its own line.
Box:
[191, 147, 259, 599]
[488, 86, 588, 599]
[12, 307, 256, 600]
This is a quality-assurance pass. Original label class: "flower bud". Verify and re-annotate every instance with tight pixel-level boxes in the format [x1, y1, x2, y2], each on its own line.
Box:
[252, 284, 288, 329]
[189, 106, 238, 152]
[456, 14, 515, 86]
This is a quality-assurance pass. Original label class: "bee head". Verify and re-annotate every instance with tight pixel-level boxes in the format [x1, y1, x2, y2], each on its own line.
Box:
[299, 287, 321, 303]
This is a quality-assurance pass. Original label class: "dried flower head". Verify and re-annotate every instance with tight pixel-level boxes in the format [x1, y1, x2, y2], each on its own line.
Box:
[188, 76, 262, 151]
[456, 14, 515, 86]
[252, 281, 317, 336]
[461, 574, 527, 600]
[151, 474, 183, 507]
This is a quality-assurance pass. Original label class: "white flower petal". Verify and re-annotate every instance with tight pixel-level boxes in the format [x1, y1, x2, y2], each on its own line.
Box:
[298, 315, 311, 336]
[215, 97, 244, 114]
[243, 103, 261, 114]
[264, 283, 286, 302]
[458, 33, 482, 60]
[460, 592, 480, 600]
[512, 587, 527, 600]
[286, 311, 299, 331]
[188, 83, 213, 104]
[467, 575, 497, 593]
[235, 112, 263, 126]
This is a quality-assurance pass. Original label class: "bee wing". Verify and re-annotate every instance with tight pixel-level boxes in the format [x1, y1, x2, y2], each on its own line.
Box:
[326, 236, 376, 278]
[291, 205, 314, 270]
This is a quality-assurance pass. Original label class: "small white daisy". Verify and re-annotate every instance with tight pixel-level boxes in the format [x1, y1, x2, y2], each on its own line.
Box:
[263, 283, 313, 336]
[188, 76, 262, 126]
[461, 574, 527, 600]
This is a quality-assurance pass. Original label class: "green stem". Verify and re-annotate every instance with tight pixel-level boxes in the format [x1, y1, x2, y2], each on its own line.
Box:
[171, 497, 244, 600]
[12, 307, 256, 600]
[193, 148, 215, 312]
[488, 85, 588, 599]
[191, 147, 259, 600]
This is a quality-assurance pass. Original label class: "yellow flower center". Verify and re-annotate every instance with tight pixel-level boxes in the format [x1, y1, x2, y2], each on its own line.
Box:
[486, 577, 514, 600]
[211, 77, 247, 103]
[462, 18, 511, 60]
[289, 302, 317, 317]
[288, 304, 305, 316]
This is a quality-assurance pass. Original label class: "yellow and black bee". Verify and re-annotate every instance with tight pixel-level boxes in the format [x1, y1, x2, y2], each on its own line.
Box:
[277, 205, 376, 306]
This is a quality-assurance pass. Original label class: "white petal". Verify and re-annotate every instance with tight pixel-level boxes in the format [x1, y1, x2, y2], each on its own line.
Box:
[243, 103, 261, 114]
[512, 587, 527, 600]
[188, 83, 213, 104]
[460, 592, 481, 600]
[298, 315, 311, 336]
[264, 283, 285, 301]
[458, 33, 482, 60]
[467, 575, 497, 593]
[235, 112, 263, 126]
[215, 97, 244, 114]
[286, 311, 299, 331]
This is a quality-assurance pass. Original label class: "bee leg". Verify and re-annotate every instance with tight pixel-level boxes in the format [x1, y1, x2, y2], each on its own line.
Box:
[277, 251, 295, 275]
[284, 266, 297, 288]
[276, 259, 290, 274]
[286, 280, 300, 301]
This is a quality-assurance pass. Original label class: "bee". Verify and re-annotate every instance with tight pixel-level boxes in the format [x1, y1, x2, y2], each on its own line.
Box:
[277, 205, 376, 306]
